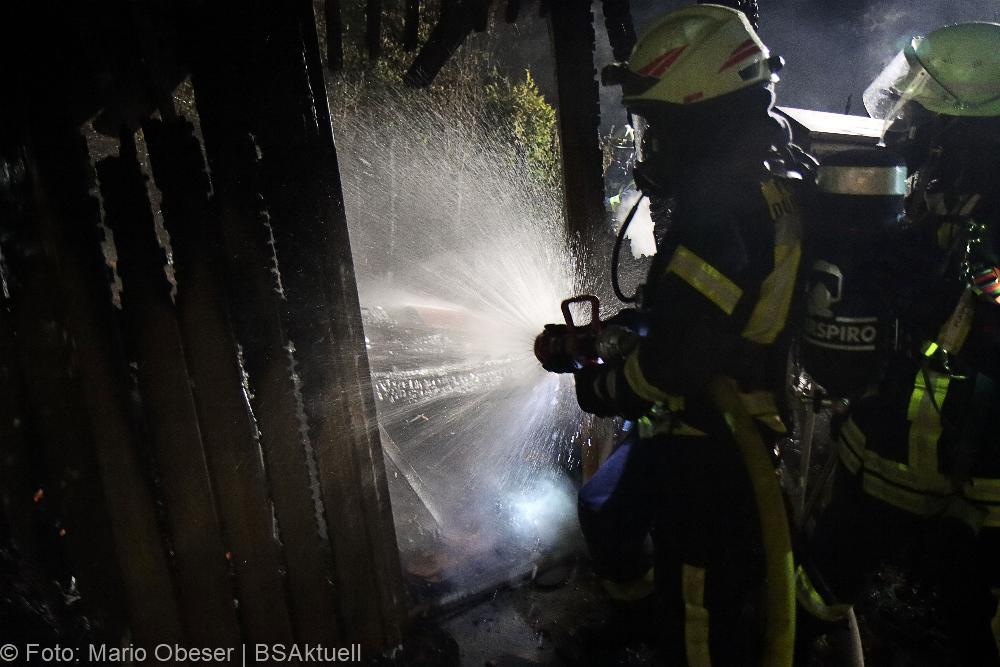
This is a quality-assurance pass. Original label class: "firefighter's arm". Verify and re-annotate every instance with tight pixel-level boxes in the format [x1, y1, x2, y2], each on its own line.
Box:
[627, 210, 760, 399]
[573, 361, 652, 419]
[574, 235, 756, 417]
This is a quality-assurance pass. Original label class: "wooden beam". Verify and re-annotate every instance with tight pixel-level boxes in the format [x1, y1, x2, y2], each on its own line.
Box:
[548, 0, 606, 244]
[13, 62, 184, 645]
[325, 0, 344, 70]
[96, 130, 240, 648]
[404, 0, 421, 51]
[187, 0, 404, 648]
[142, 117, 296, 647]
[367, 0, 382, 60]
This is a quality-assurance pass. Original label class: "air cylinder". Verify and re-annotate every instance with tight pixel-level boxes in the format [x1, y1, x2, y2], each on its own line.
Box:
[801, 147, 907, 397]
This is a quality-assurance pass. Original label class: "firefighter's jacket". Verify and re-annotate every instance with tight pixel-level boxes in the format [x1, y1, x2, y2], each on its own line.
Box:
[593, 144, 808, 436]
[839, 287, 1000, 532]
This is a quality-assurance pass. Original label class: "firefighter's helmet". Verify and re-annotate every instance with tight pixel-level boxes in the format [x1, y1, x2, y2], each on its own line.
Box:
[864, 22, 1000, 126]
[602, 4, 782, 108]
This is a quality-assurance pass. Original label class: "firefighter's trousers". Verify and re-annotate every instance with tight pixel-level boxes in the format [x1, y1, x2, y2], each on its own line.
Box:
[579, 423, 767, 665]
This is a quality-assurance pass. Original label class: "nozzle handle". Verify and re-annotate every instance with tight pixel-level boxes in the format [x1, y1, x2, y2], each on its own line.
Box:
[561, 295, 601, 333]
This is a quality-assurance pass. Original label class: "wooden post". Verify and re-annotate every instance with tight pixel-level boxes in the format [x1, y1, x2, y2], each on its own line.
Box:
[142, 117, 297, 646]
[548, 0, 606, 245]
[188, 0, 404, 649]
[96, 130, 241, 648]
[325, 0, 344, 70]
[19, 115, 184, 647]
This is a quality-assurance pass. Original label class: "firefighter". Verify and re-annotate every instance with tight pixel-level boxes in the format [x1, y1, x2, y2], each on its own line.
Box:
[807, 22, 1000, 665]
[574, 5, 812, 664]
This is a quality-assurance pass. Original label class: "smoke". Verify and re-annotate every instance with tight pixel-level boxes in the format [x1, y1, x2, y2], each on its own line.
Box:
[596, 1, 1000, 124]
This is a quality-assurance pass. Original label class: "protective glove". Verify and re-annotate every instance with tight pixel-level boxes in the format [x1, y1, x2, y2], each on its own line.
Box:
[574, 364, 653, 420]
[574, 365, 618, 418]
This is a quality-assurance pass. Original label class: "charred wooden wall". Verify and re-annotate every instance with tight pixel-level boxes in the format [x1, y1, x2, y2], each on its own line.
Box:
[2, 0, 403, 652]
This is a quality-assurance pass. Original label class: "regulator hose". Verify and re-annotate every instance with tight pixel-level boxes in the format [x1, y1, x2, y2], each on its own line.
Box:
[707, 376, 795, 667]
[611, 194, 645, 304]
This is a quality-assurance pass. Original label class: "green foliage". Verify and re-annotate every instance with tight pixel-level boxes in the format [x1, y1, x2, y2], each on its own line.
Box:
[484, 70, 561, 188]
[321, 1, 561, 187]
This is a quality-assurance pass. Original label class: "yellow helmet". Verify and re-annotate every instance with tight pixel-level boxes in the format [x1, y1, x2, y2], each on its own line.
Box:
[603, 4, 782, 107]
[864, 22, 1000, 125]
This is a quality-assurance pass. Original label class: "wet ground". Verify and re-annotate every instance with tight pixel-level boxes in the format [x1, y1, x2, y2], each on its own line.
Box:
[397, 559, 655, 667]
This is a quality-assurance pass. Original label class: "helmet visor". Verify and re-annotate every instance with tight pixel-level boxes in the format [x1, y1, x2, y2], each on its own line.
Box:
[863, 47, 963, 138]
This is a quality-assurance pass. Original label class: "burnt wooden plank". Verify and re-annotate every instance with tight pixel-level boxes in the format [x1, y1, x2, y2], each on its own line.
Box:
[185, 0, 405, 648]
[187, 9, 343, 644]
[325, 0, 344, 70]
[367, 0, 382, 60]
[505, 0, 520, 23]
[253, 0, 405, 646]
[0, 304, 35, 562]
[599, 0, 636, 61]
[7, 142, 130, 643]
[12, 4, 184, 636]
[404, 0, 421, 50]
[96, 130, 240, 648]
[0, 138, 40, 572]
[548, 0, 606, 242]
[142, 117, 296, 646]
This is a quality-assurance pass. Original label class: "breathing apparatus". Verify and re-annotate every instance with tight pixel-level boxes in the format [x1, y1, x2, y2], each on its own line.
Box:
[799, 148, 908, 398]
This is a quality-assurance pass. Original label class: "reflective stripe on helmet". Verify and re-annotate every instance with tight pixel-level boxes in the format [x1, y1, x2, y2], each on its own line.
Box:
[666, 245, 743, 315]
[622, 5, 775, 107]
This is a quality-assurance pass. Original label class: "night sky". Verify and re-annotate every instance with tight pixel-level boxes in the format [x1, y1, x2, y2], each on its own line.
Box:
[485, 1, 1000, 132]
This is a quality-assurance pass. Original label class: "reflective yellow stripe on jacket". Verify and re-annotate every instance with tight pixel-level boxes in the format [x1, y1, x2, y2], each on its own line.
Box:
[837, 379, 1000, 528]
[666, 245, 743, 315]
[742, 179, 803, 344]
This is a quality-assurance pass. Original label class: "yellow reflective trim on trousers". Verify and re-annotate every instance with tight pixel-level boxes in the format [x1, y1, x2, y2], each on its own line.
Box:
[907, 372, 950, 476]
[623, 350, 670, 404]
[739, 390, 778, 416]
[966, 477, 1000, 503]
[938, 289, 976, 354]
[666, 245, 743, 316]
[795, 565, 851, 622]
[739, 390, 788, 434]
[682, 563, 712, 667]
[839, 418, 1000, 526]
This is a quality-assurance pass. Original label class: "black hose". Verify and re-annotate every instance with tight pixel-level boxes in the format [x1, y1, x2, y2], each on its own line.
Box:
[612, 194, 644, 304]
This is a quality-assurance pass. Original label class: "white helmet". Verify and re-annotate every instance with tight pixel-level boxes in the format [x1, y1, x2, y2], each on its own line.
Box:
[603, 4, 782, 107]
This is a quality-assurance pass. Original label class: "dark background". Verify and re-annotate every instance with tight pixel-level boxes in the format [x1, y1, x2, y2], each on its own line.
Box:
[488, 1, 1000, 132]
